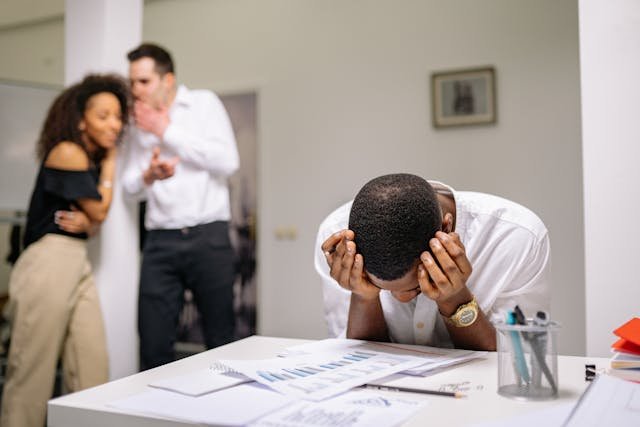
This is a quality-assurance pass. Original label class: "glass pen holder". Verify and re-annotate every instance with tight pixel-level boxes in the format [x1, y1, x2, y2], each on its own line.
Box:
[495, 320, 561, 401]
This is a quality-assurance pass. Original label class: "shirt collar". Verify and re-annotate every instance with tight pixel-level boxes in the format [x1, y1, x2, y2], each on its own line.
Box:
[173, 84, 191, 107]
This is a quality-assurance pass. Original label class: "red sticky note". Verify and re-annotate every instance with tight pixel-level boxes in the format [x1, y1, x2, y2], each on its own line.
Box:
[614, 318, 640, 347]
[612, 338, 640, 355]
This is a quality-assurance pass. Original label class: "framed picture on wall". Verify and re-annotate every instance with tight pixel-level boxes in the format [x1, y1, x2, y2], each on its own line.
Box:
[431, 66, 496, 128]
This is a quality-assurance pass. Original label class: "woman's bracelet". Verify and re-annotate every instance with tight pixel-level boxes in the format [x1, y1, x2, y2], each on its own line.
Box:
[100, 180, 113, 189]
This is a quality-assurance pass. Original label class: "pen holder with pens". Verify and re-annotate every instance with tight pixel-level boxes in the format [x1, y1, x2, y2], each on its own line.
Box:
[495, 320, 561, 401]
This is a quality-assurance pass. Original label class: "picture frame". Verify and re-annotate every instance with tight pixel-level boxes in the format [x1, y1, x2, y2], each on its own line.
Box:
[431, 66, 496, 128]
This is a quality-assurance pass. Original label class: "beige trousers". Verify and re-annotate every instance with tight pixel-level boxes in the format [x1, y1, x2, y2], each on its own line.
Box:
[0, 234, 109, 427]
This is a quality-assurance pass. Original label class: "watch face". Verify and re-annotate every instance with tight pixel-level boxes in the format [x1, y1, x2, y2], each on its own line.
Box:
[457, 307, 478, 326]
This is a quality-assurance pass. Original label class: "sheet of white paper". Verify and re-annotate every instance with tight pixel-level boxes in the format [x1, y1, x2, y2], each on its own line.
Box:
[148, 369, 249, 396]
[281, 338, 485, 377]
[563, 374, 640, 427]
[218, 350, 426, 401]
[249, 389, 428, 427]
[278, 339, 380, 358]
[470, 403, 573, 427]
[109, 382, 295, 426]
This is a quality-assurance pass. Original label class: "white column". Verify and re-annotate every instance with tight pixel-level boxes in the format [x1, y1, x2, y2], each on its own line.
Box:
[579, 0, 640, 356]
[65, 0, 142, 378]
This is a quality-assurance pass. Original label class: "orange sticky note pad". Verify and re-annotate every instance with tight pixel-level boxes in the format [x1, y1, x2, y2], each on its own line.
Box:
[614, 318, 640, 347]
[612, 338, 640, 355]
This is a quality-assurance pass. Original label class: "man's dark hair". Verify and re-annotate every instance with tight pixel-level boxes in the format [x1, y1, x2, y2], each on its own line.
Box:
[127, 43, 175, 76]
[348, 173, 441, 281]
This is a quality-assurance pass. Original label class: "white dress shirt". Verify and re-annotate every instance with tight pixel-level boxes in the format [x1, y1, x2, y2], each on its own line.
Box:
[314, 182, 551, 347]
[122, 85, 239, 230]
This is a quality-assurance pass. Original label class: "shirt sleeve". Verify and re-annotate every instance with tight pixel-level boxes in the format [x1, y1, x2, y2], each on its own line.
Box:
[486, 231, 551, 323]
[162, 91, 239, 177]
[43, 168, 101, 201]
[314, 202, 353, 338]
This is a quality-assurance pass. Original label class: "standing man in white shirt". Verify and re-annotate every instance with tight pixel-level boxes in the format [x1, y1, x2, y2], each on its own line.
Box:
[122, 43, 239, 369]
[315, 173, 550, 351]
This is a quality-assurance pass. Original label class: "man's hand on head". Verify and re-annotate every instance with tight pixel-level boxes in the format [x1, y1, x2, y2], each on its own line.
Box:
[322, 229, 380, 301]
[134, 100, 170, 137]
[417, 231, 474, 316]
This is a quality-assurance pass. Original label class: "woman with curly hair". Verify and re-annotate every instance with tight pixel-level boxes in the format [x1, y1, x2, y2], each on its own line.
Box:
[0, 74, 129, 427]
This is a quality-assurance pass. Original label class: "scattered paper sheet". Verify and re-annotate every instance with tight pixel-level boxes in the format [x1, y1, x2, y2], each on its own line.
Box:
[281, 338, 486, 376]
[470, 403, 574, 427]
[109, 382, 295, 426]
[563, 374, 640, 427]
[217, 350, 427, 401]
[148, 369, 250, 396]
[249, 389, 428, 427]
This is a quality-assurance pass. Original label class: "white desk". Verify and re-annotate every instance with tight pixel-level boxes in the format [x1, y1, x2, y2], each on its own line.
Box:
[47, 336, 607, 427]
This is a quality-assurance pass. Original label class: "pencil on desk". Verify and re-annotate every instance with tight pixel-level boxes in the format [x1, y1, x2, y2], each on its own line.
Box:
[363, 384, 465, 398]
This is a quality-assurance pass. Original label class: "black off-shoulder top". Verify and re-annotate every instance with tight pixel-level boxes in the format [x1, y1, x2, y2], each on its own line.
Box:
[23, 165, 102, 248]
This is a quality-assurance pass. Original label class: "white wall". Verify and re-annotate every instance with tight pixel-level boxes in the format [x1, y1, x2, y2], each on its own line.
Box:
[0, 0, 586, 355]
[0, 19, 63, 297]
[0, 18, 63, 85]
[579, 0, 640, 357]
[142, 0, 584, 354]
[64, 0, 143, 380]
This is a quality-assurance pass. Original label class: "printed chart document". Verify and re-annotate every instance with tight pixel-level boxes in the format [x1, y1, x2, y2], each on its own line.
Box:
[109, 382, 295, 426]
[148, 369, 249, 396]
[249, 389, 428, 427]
[281, 338, 485, 376]
[216, 349, 426, 401]
[563, 374, 640, 427]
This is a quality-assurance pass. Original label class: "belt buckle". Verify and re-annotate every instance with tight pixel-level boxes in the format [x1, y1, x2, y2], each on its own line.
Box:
[181, 227, 189, 235]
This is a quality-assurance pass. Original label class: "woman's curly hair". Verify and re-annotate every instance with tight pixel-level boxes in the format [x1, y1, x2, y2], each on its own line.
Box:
[36, 74, 130, 163]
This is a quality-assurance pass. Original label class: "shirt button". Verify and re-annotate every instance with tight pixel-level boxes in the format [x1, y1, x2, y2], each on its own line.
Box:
[416, 322, 425, 329]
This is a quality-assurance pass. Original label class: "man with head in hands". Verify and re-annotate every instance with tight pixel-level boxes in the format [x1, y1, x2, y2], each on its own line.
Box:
[315, 173, 550, 350]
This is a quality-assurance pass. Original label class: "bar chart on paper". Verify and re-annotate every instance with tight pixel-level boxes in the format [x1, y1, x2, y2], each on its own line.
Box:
[281, 338, 485, 376]
[217, 350, 426, 401]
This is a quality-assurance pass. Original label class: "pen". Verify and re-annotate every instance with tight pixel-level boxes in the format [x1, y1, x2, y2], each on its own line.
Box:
[363, 384, 465, 398]
[507, 311, 531, 384]
[514, 306, 557, 393]
[514, 306, 540, 387]
[532, 311, 549, 388]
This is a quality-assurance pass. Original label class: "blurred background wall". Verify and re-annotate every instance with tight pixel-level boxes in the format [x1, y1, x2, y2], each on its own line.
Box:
[0, 0, 586, 356]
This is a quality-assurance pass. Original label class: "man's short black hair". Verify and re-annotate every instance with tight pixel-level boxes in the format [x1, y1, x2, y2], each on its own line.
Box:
[127, 43, 175, 76]
[348, 173, 441, 281]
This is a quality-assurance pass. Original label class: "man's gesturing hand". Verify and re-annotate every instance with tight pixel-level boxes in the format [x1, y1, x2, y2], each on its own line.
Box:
[321, 230, 380, 301]
[143, 147, 179, 185]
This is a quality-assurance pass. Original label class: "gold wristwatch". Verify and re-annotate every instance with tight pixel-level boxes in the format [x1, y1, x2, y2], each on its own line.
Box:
[444, 297, 479, 327]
